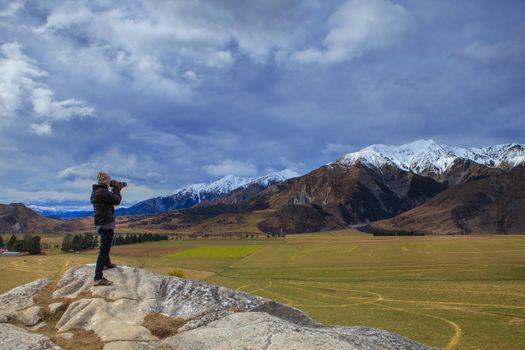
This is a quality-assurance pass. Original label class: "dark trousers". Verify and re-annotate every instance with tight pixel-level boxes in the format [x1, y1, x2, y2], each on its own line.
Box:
[94, 228, 114, 280]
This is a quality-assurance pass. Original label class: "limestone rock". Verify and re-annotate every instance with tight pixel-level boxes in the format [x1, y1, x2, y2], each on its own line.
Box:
[0, 278, 50, 322]
[49, 302, 64, 314]
[53, 264, 269, 336]
[104, 341, 150, 350]
[156, 312, 433, 350]
[15, 305, 42, 326]
[56, 332, 74, 340]
[29, 321, 47, 331]
[56, 297, 155, 342]
[0, 323, 62, 350]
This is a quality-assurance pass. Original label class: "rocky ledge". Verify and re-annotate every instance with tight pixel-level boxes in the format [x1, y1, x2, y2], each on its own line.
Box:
[0, 264, 438, 350]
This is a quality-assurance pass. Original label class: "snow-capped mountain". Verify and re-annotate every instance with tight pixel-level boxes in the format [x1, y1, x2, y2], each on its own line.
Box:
[117, 169, 299, 215]
[336, 139, 525, 175]
[29, 205, 94, 219]
[169, 169, 298, 200]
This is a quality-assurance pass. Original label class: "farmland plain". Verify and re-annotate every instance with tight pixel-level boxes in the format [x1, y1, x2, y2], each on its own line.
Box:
[1, 231, 524, 349]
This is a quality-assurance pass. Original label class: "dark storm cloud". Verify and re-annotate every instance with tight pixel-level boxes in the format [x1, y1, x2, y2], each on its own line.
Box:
[0, 0, 523, 209]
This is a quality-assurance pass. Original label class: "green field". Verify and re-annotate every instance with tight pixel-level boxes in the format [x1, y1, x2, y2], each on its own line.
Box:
[1, 231, 524, 349]
[166, 245, 261, 258]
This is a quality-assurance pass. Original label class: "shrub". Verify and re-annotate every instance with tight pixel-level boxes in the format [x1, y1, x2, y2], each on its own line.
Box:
[167, 269, 186, 278]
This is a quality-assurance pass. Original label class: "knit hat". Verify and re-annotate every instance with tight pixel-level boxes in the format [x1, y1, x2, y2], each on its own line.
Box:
[97, 172, 111, 185]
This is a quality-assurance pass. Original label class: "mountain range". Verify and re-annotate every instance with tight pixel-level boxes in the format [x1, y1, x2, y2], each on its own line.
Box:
[2, 140, 524, 235]
[337, 139, 524, 178]
[199, 140, 525, 234]
[116, 169, 298, 215]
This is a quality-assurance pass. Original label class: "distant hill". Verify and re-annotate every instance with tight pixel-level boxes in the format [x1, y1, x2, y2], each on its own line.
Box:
[0, 203, 90, 234]
[0, 203, 61, 234]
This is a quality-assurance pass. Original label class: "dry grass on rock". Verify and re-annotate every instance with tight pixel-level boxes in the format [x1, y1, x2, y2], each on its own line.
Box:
[143, 313, 185, 338]
[29, 280, 105, 350]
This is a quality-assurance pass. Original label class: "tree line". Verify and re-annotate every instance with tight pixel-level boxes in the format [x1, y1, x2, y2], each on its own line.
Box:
[112, 233, 168, 246]
[60, 232, 168, 252]
[1, 232, 170, 255]
[61, 233, 99, 252]
[0, 234, 42, 255]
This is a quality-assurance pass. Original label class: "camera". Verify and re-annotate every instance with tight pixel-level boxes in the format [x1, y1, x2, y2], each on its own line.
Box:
[110, 180, 127, 188]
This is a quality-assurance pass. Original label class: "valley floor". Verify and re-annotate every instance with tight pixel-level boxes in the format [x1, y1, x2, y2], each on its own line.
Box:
[1, 230, 524, 350]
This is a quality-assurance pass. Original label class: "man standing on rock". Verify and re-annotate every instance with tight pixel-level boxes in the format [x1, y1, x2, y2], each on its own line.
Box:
[91, 172, 126, 286]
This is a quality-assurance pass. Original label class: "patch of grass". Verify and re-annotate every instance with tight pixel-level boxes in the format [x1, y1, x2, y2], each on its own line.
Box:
[165, 245, 260, 258]
[167, 269, 186, 278]
[0, 254, 96, 294]
[52, 329, 104, 350]
[143, 313, 185, 338]
[19, 279, 105, 350]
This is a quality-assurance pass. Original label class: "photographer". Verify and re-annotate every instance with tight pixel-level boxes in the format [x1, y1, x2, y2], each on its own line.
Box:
[91, 172, 126, 286]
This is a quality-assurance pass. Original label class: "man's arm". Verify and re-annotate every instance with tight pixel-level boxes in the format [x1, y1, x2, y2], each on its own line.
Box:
[102, 187, 122, 205]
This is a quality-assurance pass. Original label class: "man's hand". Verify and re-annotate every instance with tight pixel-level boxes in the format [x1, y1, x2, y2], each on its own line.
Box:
[110, 180, 127, 190]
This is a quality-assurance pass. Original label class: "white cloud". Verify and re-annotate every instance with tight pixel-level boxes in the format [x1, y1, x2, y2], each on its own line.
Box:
[57, 149, 165, 184]
[0, 177, 163, 206]
[56, 150, 167, 205]
[205, 50, 234, 68]
[275, 156, 305, 174]
[31, 0, 308, 94]
[292, 0, 411, 64]
[0, 42, 93, 131]
[183, 70, 198, 81]
[34, 2, 92, 35]
[0, 2, 23, 17]
[0, 42, 45, 121]
[0, 185, 90, 204]
[323, 143, 356, 155]
[463, 42, 525, 63]
[203, 160, 258, 177]
[31, 88, 94, 121]
[30, 122, 52, 135]
[33, 1, 233, 98]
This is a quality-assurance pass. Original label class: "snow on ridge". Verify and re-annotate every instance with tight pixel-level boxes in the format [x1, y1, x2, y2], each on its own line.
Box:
[165, 169, 298, 199]
[337, 139, 525, 174]
[255, 169, 299, 186]
[28, 204, 93, 213]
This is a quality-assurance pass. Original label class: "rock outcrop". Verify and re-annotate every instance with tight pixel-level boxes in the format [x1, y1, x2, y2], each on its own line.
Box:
[0, 264, 438, 350]
[0, 323, 62, 350]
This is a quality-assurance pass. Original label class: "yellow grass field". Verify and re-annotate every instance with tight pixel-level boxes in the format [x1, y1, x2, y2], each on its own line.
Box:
[1, 231, 524, 349]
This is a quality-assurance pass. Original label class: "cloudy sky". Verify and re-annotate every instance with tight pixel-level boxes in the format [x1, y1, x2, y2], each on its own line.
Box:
[0, 0, 524, 210]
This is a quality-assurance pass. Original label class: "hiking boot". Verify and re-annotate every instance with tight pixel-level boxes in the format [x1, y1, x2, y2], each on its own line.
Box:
[104, 263, 116, 270]
[94, 277, 113, 286]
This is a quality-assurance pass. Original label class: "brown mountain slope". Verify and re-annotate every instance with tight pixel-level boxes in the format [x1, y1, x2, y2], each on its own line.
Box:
[0, 203, 63, 234]
[437, 158, 503, 185]
[205, 162, 446, 233]
[0, 203, 91, 234]
[117, 162, 442, 234]
[369, 164, 525, 234]
[200, 159, 519, 234]
[261, 162, 446, 224]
